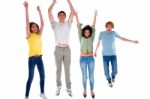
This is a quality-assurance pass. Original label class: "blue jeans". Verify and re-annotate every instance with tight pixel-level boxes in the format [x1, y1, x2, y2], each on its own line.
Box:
[80, 56, 95, 91]
[103, 55, 117, 82]
[25, 56, 45, 97]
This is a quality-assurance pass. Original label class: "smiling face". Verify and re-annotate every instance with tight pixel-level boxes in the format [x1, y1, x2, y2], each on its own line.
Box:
[105, 21, 114, 32]
[82, 25, 93, 38]
[84, 30, 91, 38]
[106, 24, 113, 32]
[58, 11, 66, 23]
[30, 22, 39, 33]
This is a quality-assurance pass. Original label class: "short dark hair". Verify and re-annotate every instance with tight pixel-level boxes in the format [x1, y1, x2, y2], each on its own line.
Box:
[105, 21, 114, 28]
[58, 11, 66, 17]
[29, 22, 39, 33]
[82, 25, 93, 38]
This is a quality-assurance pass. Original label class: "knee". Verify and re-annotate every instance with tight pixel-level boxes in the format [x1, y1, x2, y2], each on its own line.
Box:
[83, 75, 87, 82]
[27, 77, 33, 84]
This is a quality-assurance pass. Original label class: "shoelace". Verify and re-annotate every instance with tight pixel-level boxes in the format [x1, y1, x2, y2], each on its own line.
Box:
[67, 89, 72, 94]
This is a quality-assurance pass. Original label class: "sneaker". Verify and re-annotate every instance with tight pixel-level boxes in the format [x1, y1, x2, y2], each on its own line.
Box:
[40, 94, 48, 99]
[56, 87, 61, 96]
[83, 91, 87, 98]
[66, 88, 73, 97]
[112, 79, 115, 83]
[108, 82, 113, 88]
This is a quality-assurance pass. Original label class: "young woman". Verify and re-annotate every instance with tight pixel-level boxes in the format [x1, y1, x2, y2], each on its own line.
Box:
[74, 10, 97, 98]
[23, 1, 47, 99]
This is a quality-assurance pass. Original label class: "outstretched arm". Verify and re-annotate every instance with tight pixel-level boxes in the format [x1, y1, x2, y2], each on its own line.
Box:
[37, 6, 44, 35]
[119, 37, 139, 44]
[23, 1, 30, 37]
[48, 0, 56, 23]
[94, 40, 100, 57]
[67, 0, 75, 22]
[93, 10, 97, 27]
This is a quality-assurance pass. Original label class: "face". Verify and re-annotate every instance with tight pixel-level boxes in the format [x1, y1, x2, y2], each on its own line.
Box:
[84, 30, 91, 38]
[31, 24, 39, 33]
[106, 24, 113, 32]
[58, 13, 66, 22]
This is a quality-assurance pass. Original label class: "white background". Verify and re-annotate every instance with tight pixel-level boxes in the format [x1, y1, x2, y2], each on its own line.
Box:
[0, 0, 150, 99]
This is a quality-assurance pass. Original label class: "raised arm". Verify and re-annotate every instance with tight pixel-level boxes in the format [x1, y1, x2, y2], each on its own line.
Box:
[37, 6, 44, 35]
[74, 11, 80, 27]
[93, 10, 97, 27]
[67, 0, 75, 22]
[119, 37, 139, 44]
[91, 10, 97, 40]
[48, 0, 56, 23]
[23, 1, 30, 37]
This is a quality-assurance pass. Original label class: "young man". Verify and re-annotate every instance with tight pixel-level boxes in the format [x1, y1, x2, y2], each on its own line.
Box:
[48, 0, 74, 97]
[94, 21, 139, 87]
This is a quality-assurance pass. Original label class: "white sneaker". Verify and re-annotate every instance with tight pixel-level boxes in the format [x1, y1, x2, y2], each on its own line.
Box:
[66, 88, 73, 97]
[40, 94, 48, 99]
[56, 87, 61, 96]
[112, 79, 115, 83]
[108, 83, 113, 88]
[24, 97, 29, 99]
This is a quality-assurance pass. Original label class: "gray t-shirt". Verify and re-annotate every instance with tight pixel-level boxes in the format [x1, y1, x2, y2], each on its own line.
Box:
[51, 20, 72, 46]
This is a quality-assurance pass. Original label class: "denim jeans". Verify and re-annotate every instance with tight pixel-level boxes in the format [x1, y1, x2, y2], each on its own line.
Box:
[103, 55, 117, 82]
[25, 56, 45, 97]
[80, 56, 95, 91]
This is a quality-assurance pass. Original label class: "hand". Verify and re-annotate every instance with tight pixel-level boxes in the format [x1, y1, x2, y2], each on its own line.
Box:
[95, 10, 98, 16]
[53, 0, 57, 3]
[23, 1, 28, 8]
[133, 40, 139, 44]
[94, 52, 97, 57]
[37, 6, 41, 12]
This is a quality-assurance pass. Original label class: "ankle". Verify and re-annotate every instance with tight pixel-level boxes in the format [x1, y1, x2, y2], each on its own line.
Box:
[91, 91, 95, 94]
[25, 97, 29, 99]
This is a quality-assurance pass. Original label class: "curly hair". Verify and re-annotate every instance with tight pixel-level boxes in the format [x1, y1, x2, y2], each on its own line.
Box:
[82, 25, 93, 38]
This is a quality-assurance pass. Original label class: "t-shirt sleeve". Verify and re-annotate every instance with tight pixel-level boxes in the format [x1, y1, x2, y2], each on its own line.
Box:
[114, 32, 121, 38]
[98, 32, 102, 41]
[91, 25, 95, 40]
[67, 20, 72, 28]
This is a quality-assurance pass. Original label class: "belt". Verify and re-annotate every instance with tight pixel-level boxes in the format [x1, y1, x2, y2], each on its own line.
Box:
[57, 44, 69, 48]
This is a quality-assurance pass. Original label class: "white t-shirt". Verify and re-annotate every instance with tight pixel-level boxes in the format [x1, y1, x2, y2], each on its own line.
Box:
[51, 20, 72, 46]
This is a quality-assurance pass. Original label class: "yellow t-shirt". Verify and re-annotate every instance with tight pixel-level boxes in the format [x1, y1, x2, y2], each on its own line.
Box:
[27, 33, 42, 57]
